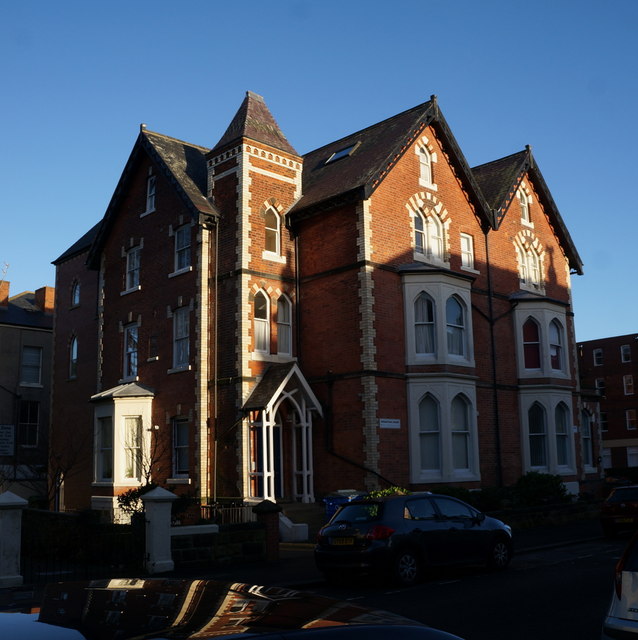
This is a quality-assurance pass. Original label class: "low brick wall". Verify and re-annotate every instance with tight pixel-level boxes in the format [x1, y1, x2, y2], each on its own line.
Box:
[489, 502, 601, 530]
[170, 522, 266, 567]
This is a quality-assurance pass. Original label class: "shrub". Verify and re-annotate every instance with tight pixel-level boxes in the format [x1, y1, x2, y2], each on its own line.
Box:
[512, 472, 569, 507]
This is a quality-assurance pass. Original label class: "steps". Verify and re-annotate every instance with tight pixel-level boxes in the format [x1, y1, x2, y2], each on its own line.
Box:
[279, 502, 328, 541]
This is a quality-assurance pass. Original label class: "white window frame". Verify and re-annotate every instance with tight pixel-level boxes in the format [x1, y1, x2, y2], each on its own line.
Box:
[408, 378, 479, 483]
[549, 319, 564, 371]
[253, 291, 270, 354]
[403, 272, 474, 367]
[460, 233, 475, 270]
[276, 295, 292, 356]
[125, 246, 141, 291]
[625, 374, 635, 396]
[602, 447, 612, 469]
[513, 303, 571, 379]
[173, 225, 191, 274]
[18, 400, 39, 448]
[627, 409, 637, 430]
[595, 378, 606, 394]
[415, 138, 438, 190]
[172, 417, 189, 478]
[622, 344, 632, 363]
[519, 390, 576, 475]
[96, 416, 113, 482]
[172, 307, 190, 370]
[414, 292, 436, 356]
[145, 174, 156, 214]
[123, 416, 143, 482]
[414, 211, 444, 262]
[518, 186, 532, 225]
[522, 317, 542, 370]
[581, 410, 594, 469]
[593, 348, 603, 366]
[445, 295, 466, 358]
[262, 208, 286, 263]
[20, 345, 42, 386]
[628, 447, 638, 467]
[123, 324, 139, 380]
[71, 281, 80, 306]
[69, 336, 78, 379]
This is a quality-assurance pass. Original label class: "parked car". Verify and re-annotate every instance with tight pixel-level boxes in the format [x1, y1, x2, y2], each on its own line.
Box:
[602, 532, 638, 638]
[315, 492, 512, 586]
[0, 578, 464, 639]
[600, 486, 638, 537]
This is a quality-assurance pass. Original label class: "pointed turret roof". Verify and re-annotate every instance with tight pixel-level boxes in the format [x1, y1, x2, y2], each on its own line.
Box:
[211, 91, 298, 156]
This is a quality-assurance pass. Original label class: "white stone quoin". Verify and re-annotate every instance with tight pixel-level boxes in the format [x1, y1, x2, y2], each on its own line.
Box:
[141, 487, 178, 574]
[0, 491, 28, 587]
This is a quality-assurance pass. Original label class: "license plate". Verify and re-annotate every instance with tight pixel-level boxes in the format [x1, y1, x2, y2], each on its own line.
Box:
[330, 537, 354, 546]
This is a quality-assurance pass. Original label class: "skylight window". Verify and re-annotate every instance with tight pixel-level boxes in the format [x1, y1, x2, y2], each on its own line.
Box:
[325, 142, 359, 164]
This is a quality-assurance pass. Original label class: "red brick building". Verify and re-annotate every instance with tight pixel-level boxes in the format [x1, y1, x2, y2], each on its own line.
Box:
[578, 334, 638, 473]
[50, 92, 595, 518]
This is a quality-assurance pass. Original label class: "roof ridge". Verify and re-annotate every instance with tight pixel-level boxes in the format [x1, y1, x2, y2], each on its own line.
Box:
[303, 99, 433, 157]
[143, 128, 210, 153]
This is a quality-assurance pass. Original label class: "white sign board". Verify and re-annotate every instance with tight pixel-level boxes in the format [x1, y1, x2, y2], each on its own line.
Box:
[380, 419, 401, 430]
[0, 424, 15, 456]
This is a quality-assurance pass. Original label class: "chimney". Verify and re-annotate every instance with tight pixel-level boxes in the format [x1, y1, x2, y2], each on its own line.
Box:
[35, 286, 55, 314]
[0, 281, 8, 309]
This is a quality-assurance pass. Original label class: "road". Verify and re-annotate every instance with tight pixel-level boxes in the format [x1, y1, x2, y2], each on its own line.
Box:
[310, 538, 626, 639]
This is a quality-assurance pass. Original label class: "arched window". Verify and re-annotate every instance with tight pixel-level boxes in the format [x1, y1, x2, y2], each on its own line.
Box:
[523, 318, 541, 369]
[415, 211, 443, 261]
[71, 281, 80, 306]
[264, 208, 280, 255]
[254, 292, 269, 353]
[549, 320, 563, 370]
[518, 187, 530, 223]
[555, 403, 571, 467]
[451, 394, 471, 471]
[419, 148, 433, 186]
[418, 394, 440, 471]
[277, 296, 292, 356]
[528, 402, 547, 467]
[69, 336, 78, 379]
[414, 293, 435, 355]
[446, 296, 465, 356]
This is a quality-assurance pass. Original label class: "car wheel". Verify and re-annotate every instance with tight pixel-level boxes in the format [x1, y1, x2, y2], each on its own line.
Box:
[393, 549, 420, 586]
[487, 538, 512, 570]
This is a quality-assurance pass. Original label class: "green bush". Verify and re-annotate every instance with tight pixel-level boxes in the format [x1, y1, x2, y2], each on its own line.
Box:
[512, 472, 569, 507]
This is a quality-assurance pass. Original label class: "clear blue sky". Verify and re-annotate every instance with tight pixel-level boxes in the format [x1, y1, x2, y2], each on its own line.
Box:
[1, 0, 636, 342]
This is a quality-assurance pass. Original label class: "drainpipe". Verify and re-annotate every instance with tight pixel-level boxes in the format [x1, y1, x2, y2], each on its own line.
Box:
[484, 228, 504, 487]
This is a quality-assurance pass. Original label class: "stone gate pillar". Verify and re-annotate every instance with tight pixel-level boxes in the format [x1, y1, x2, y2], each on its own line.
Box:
[0, 491, 28, 587]
[141, 487, 177, 574]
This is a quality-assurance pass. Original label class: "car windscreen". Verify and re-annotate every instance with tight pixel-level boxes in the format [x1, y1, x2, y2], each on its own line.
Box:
[332, 502, 383, 523]
[608, 488, 638, 503]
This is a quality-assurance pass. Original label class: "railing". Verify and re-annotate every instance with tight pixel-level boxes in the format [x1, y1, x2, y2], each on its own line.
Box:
[200, 503, 256, 524]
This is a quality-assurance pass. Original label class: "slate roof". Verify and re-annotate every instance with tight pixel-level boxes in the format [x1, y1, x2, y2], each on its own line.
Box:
[472, 147, 584, 275]
[0, 291, 53, 330]
[290, 97, 492, 229]
[211, 91, 298, 156]
[86, 129, 218, 269]
[53, 220, 101, 265]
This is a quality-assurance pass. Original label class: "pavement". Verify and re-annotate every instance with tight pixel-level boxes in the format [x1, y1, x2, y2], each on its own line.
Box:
[0, 517, 607, 612]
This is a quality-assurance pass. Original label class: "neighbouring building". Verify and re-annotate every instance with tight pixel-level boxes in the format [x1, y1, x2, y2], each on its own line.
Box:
[0, 280, 54, 502]
[579, 334, 638, 473]
[50, 92, 596, 520]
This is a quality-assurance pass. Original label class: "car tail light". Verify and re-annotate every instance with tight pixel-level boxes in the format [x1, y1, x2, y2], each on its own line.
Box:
[615, 539, 637, 599]
[366, 525, 395, 540]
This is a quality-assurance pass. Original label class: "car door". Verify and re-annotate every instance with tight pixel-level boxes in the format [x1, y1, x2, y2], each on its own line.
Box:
[403, 497, 448, 565]
[431, 497, 485, 564]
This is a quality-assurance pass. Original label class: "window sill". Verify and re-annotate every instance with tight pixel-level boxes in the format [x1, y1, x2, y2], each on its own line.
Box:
[19, 382, 43, 388]
[119, 376, 139, 384]
[167, 365, 192, 374]
[168, 266, 192, 278]
[166, 477, 191, 485]
[519, 282, 545, 295]
[262, 250, 286, 264]
[121, 285, 141, 296]
[140, 208, 155, 218]
[521, 219, 534, 229]
[460, 265, 480, 275]
[252, 352, 296, 363]
[413, 252, 449, 268]
[147, 356, 159, 362]
[418, 178, 438, 191]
